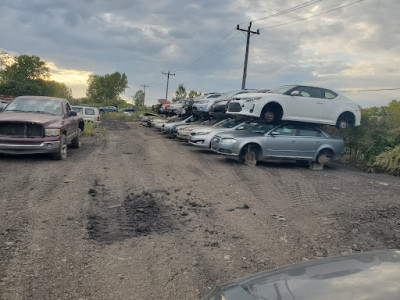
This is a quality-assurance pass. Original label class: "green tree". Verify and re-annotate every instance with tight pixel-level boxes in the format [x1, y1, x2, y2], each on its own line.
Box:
[37, 79, 72, 100]
[0, 54, 49, 83]
[189, 90, 201, 99]
[172, 84, 187, 102]
[133, 90, 145, 107]
[86, 72, 128, 107]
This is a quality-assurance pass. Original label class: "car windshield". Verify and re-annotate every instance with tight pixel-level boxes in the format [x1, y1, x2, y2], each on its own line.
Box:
[5, 98, 63, 116]
[219, 119, 243, 128]
[269, 85, 297, 94]
[239, 122, 275, 133]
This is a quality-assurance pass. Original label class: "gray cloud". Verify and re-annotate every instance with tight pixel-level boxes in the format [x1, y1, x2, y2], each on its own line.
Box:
[0, 0, 399, 106]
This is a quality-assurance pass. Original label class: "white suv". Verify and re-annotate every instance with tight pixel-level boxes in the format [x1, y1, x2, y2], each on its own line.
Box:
[72, 105, 100, 125]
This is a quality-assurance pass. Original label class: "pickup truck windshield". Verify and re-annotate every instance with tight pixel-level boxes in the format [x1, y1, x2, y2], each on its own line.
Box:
[5, 98, 63, 116]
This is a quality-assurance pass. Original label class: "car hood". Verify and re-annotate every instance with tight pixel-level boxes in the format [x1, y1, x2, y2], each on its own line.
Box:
[215, 130, 266, 139]
[203, 249, 400, 300]
[0, 112, 63, 127]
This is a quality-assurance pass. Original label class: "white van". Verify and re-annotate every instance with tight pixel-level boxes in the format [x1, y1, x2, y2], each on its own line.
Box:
[71, 105, 100, 125]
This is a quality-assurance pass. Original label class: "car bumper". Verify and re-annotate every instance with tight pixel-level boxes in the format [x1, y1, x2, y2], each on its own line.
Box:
[188, 134, 213, 147]
[227, 100, 259, 117]
[210, 139, 239, 156]
[0, 141, 60, 155]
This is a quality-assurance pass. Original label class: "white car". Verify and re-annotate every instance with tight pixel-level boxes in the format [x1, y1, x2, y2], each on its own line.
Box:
[71, 105, 100, 125]
[227, 85, 361, 128]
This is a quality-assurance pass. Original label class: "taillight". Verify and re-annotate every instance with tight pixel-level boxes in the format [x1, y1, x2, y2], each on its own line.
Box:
[97, 115, 100, 121]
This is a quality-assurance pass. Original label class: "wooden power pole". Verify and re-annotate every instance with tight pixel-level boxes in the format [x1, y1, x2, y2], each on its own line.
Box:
[237, 22, 260, 90]
[140, 83, 149, 106]
[162, 71, 175, 101]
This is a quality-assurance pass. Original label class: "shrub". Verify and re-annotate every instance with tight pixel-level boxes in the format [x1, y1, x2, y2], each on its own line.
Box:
[373, 145, 400, 176]
[83, 121, 107, 137]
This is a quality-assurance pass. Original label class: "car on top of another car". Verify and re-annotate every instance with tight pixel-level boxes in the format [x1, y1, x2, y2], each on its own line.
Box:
[227, 85, 361, 129]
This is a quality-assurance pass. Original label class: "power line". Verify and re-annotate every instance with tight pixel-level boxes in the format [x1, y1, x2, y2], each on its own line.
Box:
[250, 0, 325, 23]
[259, 0, 366, 30]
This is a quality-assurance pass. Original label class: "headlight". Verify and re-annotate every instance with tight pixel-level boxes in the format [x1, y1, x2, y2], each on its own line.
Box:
[200, 100, 209, 104]
[221, 138, 236, 143]
[45, 129, 61, 136]
[196, 131, 211, 135]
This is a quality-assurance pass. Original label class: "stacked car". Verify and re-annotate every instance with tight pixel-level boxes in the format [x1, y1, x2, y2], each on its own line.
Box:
[145, 84, 361, 170]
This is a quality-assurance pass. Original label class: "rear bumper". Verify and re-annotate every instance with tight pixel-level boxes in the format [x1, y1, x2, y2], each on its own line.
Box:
[0, 141, 60, 155]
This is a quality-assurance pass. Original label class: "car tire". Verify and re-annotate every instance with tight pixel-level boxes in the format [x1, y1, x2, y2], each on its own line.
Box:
[240, 145, 258, 166]
[337, 119, 349, 129]
[53, 134, 67, 160]
[71, 129, 82, 148]
[317, 150, 332, 164]
[261, 105, 282, 123]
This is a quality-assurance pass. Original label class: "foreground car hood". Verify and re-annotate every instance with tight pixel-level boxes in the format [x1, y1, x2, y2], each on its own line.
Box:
[0, 112, 63, 127]
[203, 249, 400, 300]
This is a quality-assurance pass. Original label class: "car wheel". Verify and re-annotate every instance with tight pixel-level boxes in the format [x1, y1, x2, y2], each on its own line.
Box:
[337, 119, 349, 129]
[264, 110, 275, 123]
[53, 134, 67, 160]
[241, 145, 258, 166]
[317, 150, 332, 164]
[71, 129, 82, 148]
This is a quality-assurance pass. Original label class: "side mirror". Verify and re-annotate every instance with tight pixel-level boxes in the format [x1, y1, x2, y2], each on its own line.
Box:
[68, 110, 77, 117]
[270, 131, 280, 136]
[290, 90, 300, 96]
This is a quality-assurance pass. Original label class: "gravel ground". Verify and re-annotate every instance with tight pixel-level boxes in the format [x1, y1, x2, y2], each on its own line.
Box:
[0, 119, 399, 299]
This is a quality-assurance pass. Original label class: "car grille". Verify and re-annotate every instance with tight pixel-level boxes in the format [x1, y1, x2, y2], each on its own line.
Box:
[0, 122, 44, 138]
[228, 102, 242, 112]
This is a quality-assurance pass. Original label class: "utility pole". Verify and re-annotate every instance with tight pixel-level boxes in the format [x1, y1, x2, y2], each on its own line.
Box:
[140, 83, 149, 106]
[237, 22, 260, 90]
[162, 71, 175, 101]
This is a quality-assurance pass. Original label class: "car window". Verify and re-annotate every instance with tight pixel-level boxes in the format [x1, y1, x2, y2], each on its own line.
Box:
[323, 89, 338, 99]
[72, 107, 83, 113]
[66, 103, 71, 114]
[297, 86, 322, 98]
[298, 126, 320, 137]
[85, 108, 95, 115]
[275, 125, 297, 136]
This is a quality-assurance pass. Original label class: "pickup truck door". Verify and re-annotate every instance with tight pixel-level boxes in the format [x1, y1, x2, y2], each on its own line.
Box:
[64, 103, 78, 142]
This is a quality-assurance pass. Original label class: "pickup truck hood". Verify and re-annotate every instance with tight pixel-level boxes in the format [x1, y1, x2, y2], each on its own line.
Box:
[0, 112, 63, 127]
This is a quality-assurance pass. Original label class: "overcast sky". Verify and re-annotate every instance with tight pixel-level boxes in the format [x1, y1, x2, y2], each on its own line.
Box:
[1, 0, 399, 107]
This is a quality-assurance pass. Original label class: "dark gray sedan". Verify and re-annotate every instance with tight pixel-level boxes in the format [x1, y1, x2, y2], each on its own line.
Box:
[210, 122, 344, 168]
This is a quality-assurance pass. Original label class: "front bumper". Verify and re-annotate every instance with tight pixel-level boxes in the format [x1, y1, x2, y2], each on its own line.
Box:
[0, 140, 60, 155]
[210, 138, 239, 156]
[189, 133, 213, 148]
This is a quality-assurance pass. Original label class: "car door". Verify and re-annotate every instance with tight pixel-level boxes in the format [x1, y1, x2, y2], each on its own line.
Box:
[285, 86, 325, 122]
[290, 125, 323, 158]
[262, 124, 298, 158]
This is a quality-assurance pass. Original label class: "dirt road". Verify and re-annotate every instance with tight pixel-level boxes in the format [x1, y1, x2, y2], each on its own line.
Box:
[1, 119, 399, 299]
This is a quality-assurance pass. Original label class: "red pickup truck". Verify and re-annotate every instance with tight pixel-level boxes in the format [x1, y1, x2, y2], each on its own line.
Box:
[0, 96, 84, 160]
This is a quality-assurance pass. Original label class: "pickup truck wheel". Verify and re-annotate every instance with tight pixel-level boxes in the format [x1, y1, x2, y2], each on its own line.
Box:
[71, 129, 82, 148]
[53, 134, 67, 160]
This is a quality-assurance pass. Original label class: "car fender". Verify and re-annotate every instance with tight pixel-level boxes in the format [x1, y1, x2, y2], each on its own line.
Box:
[238, 141, 264, 158]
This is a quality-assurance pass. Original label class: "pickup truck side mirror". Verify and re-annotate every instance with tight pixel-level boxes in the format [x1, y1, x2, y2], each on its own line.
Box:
[270, 131, 280, 136]
[68, 110, 77, 117]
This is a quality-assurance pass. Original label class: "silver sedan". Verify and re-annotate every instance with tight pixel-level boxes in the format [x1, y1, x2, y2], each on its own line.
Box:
[210, 122, 344, 168]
